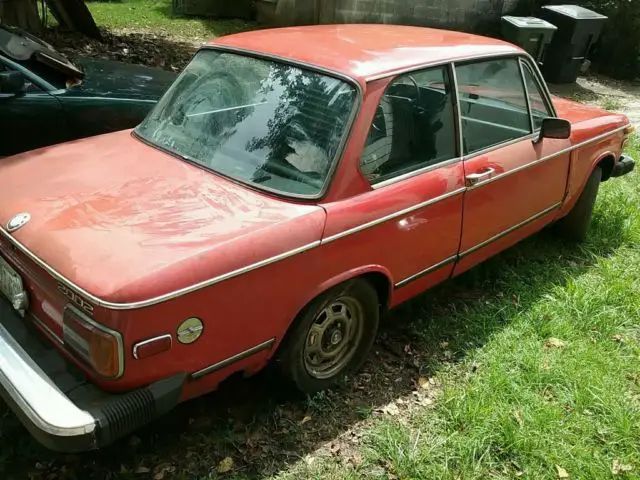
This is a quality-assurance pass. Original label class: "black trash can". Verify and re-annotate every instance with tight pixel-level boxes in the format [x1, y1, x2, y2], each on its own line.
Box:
[539, 4, 608, 84]
[501, 16, 558, 64]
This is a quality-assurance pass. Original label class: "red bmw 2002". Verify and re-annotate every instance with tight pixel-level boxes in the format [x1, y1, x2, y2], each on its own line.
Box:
[0, 25, 635, 451]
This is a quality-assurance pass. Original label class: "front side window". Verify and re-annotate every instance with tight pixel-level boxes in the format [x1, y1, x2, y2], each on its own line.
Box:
[455, 58, 531, 155]
[522, 62, 553, 130]
[360, 66, 457, 184]
[136, 50, 357, 197]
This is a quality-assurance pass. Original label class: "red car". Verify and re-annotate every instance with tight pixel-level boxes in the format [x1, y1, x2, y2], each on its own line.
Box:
[0, 25, 635, 452]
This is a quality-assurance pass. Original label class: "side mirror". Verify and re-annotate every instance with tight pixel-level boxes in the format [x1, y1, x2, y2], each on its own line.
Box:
[0, 71, 26, 97]
[535, 117, 571, 142]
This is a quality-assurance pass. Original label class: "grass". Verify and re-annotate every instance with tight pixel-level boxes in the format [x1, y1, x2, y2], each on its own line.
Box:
[86, 0, 254, 40]
[602, 96, 624, 111]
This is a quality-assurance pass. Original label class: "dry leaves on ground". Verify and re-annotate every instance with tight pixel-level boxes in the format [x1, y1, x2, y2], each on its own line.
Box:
[556, 465, 570, 478]
[612, 459, 633, 475]
[217, 457, 234, 474]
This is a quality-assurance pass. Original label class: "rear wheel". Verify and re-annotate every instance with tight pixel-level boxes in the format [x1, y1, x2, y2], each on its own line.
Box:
[555, 167, 602, 242]
[277, 279, 379, 393]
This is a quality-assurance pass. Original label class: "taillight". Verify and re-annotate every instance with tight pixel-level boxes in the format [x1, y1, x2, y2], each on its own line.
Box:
[63, 306, 124, 378]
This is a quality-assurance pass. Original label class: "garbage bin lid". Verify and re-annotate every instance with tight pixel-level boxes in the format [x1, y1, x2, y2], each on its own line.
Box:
[501, 16, 558, 30]
[542, 5, 607, 20]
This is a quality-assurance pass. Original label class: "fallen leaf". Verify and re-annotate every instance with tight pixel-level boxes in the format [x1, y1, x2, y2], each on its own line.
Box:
[545, 338, 566, 349]
[299, 415, 312, 426]
[217, 457, 233, 474]
[418, 377, 430, 389]
[381, 402, 400, 416]
[612, 459, 633, 475]
[135, 466, 150, 474]
[439, 341, 449, 348]
[612, 334, 624, 343]
[556, 465, 569, 478]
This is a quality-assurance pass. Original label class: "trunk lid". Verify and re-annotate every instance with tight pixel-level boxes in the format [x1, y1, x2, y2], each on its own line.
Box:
[0, 130, 325, 310]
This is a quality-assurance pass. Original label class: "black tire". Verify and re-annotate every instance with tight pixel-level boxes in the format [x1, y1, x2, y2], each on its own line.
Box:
[555, 167, 602, 242]
[276, 279, 379, 393]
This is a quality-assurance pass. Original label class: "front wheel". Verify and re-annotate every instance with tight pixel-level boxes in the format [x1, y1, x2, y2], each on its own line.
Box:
[277, 279, 379, 393]
[555, 167, 602, 242]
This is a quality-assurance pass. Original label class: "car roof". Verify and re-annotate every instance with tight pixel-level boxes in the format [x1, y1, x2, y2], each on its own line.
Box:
[210, 24, 523, 83]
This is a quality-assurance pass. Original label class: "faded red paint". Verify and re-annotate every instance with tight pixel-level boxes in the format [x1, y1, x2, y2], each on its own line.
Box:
[0, 25, 633, 401]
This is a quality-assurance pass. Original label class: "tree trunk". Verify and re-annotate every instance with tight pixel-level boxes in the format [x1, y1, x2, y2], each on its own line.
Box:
[0, 0, 43, 33]
[47, 0, 101, 39]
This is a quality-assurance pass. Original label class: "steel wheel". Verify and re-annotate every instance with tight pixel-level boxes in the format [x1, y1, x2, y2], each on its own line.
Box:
[302, 296, 364, 380]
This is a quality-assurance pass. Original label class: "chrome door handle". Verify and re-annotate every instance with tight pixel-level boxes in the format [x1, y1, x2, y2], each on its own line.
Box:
[465, 167, 495, 185]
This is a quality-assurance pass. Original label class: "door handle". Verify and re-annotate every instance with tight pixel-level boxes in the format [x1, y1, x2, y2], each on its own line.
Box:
[465, 167, 495, 185]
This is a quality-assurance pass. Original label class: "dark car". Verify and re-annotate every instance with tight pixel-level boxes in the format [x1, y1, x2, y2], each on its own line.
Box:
[0, 25, 177, 157]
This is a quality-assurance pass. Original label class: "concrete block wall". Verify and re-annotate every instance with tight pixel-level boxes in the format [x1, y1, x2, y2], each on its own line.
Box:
[270, 0, 521, 31]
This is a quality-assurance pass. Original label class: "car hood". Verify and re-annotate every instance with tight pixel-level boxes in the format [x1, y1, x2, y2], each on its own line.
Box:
[0, 131, 325, 304]
[67, 58, 177, 101]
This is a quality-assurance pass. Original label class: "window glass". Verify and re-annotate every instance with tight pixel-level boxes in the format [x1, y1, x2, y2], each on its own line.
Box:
[455, 58, 531, 155]
[360, 66, 457, 184]
[136, 50, 357, 197]
[522, 62, 552, 130]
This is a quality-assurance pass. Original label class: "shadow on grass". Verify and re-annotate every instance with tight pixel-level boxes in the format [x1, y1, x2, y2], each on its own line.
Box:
[0, 210, 627, 479]
[547, 80, 602, 104]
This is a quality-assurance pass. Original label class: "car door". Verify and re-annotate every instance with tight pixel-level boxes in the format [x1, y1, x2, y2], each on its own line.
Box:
[453, 56, 571, 275]
[322, 65, 465, 302]
[0, 57, 67, 157]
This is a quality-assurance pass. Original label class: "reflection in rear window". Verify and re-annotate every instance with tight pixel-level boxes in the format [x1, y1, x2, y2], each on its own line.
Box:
[136, 50, 357, 197]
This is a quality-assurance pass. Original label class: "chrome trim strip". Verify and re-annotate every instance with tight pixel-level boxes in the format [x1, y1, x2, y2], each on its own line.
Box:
[518, 58, 535, 134]
[191, 338, 275, 379]
[371, 157, 462, 189]
[460, 202, 561, 258]
[463, 133, 537, 160]
[0, 229, 320, 310]
[132, 334, 172, 360]
[322, 187, 467, 244]
[466, 125, 628, 189]
[0, 314, 96, 437]
[367, 50, 530, 82]
[450, 62, 464, 158]
[395, 255, 457, 289]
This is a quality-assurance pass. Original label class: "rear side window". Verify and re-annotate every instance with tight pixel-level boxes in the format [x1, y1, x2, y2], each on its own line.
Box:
[455, 58, 531, 155]
[522, 62, 553, 130]
[360, 66, 457, 184]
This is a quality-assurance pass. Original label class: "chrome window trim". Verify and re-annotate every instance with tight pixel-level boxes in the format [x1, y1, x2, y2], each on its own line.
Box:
[371, 157, 462, 189]
[365, 49, 529, 82]
[463, 133, 538, 160]
[361, 64, 459, 189]
[459, 202, 562, 258]
[449, 62, 464, 158]
[132, 334, 172, 360]
[191, 338, 275, 379]
[395, 255, 457, 288]
[518, 58, 536, 134]
[321, 187, 467, 244]
[143, 44, 364, 202]
[519, 58, 556, 131]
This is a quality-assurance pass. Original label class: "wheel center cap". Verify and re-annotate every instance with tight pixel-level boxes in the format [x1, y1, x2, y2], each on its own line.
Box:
[330, 330, 343, 345]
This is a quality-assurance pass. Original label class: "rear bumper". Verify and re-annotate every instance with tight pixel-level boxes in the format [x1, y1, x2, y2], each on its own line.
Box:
[611, 154, 635, 178]
[0, 299, 185, 452]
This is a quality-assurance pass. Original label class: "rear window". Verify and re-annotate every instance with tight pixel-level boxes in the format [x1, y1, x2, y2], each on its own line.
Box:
[136, 50, 357, 197]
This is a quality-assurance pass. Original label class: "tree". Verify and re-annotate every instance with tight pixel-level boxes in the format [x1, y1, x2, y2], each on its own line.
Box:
[0, 0, 101, 39]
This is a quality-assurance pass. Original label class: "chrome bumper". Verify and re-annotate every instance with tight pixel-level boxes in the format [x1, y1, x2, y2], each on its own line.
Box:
[0, 299, 185, 452]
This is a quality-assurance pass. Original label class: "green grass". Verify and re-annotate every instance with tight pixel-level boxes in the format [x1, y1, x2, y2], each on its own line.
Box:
[86, 0, 254, 40]
[602, 96, 624, 111]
